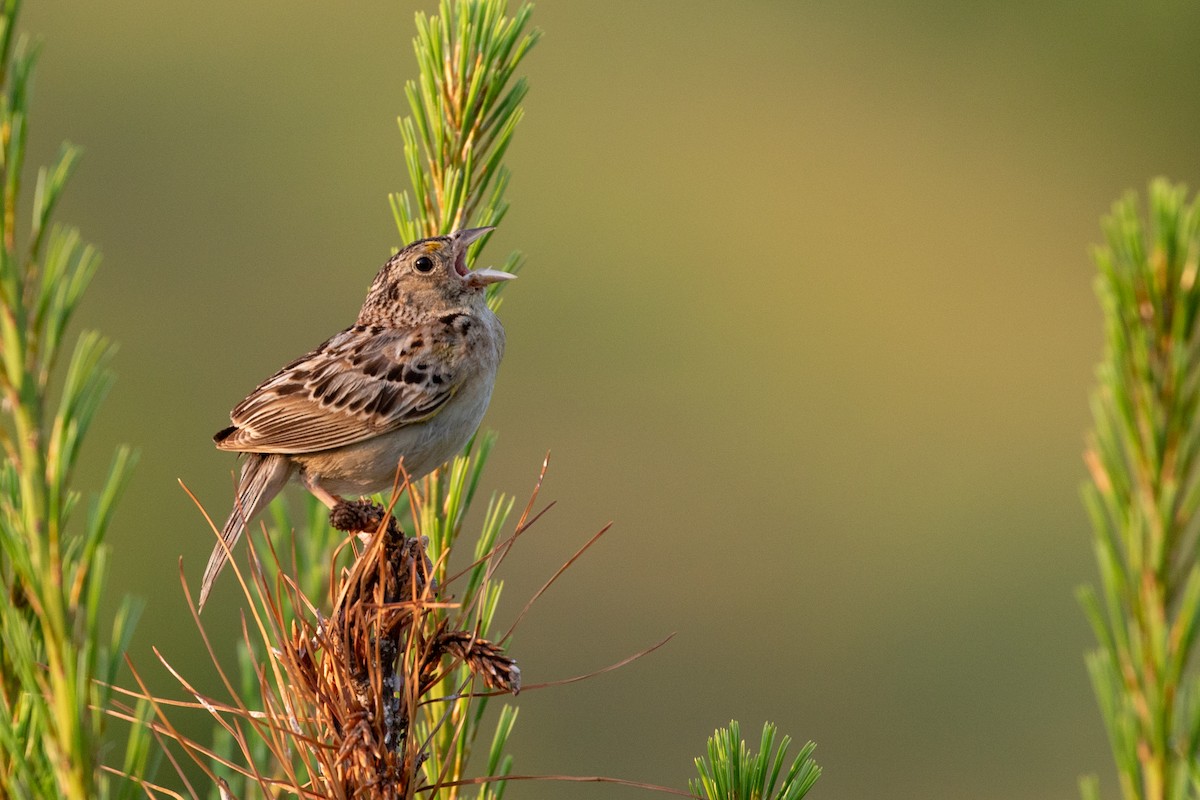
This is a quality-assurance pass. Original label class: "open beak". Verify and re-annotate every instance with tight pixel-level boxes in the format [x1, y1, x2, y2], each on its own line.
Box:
[452, 226, 517, 287]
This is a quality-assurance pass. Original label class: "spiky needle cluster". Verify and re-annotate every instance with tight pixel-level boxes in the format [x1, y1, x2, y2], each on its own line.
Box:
[0, 0, 150, 797]
[1081, 179, 1200, 800]
[391, 0, 538, 273]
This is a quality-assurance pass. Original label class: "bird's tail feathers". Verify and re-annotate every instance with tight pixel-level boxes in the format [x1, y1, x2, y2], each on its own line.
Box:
[198, 453, 292, 611]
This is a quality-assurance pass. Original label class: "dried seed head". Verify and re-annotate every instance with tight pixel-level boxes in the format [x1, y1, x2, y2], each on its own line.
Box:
[432, 630, 521, 695]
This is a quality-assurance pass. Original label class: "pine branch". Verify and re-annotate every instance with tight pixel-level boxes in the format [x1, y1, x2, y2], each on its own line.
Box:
[1080, 178, 1200, 800]
[0, 0, 150, 796]
[390, 0, 539, 305]
[691, 721, 821, 800]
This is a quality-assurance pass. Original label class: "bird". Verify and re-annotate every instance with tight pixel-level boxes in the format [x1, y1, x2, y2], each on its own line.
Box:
[199, 226, 515, 610]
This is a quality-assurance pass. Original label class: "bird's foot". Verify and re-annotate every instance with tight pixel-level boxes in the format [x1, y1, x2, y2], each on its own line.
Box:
[329, 499, 386, 532]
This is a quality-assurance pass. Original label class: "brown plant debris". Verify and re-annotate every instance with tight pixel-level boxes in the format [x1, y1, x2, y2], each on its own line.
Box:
[277, 502, 517, 797]
[329, 498, 388, 533]
[424, 629, 521, 695]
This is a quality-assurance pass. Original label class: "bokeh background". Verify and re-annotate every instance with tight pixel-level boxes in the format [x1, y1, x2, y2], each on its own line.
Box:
[17, 1, 1200, 797]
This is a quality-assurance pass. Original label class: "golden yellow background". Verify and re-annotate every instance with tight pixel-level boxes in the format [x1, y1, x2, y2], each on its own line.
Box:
[19, 1, 1200, 797]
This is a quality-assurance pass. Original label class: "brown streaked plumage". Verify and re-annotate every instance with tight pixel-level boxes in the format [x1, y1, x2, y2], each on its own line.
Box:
[199, 226, 515, 610]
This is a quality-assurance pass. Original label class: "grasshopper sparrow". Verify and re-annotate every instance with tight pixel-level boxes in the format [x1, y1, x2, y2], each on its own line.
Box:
[199, 226, 514, 610]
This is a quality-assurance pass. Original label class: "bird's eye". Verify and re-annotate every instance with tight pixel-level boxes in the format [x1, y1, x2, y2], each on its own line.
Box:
[414, 256, 435, 273]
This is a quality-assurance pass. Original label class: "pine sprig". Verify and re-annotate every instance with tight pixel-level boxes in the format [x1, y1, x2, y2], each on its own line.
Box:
[690, 721, 821, 800]
[1080, 178, 1200, 800]
[391, 2, 537, 793]
[390, 0, 539, 294]
[0, 0, 150, 796]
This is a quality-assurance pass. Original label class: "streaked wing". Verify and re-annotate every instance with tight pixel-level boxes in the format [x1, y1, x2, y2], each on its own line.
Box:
[215, 322, 459, 454]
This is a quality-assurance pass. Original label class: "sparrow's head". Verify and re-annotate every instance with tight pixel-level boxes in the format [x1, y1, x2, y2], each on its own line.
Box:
[360, 226, 516, 324]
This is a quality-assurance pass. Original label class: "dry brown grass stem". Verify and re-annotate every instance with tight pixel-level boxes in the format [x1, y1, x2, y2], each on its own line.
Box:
[125, 482, 523, 799]
[109, 457, 677, 798]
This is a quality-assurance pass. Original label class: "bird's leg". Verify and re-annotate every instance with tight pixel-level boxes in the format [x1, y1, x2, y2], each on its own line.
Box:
[301, 472, 377, 533]
[301, 472, 344, 510]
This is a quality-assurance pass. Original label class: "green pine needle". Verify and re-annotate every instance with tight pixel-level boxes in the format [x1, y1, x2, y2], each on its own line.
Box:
[1081, 179, 1200, 800]
[690, 721, 821, 800]
[0, 0, 149, 797]
[391, 0, 538, 307]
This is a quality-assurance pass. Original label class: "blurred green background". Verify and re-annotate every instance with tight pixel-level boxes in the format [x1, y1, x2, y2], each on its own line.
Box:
[16, 1, 1200, 797]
